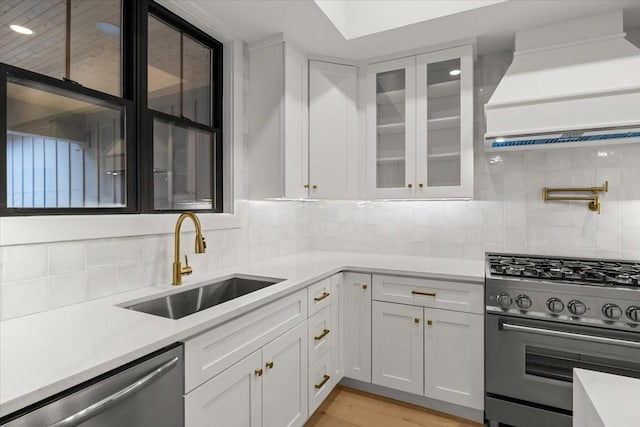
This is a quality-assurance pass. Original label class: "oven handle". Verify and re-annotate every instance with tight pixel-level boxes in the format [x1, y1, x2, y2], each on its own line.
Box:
[501, 322, 640, 349]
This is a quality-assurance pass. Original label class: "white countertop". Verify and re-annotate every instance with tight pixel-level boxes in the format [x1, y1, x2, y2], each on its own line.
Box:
[573, 368, 640, 427]
[0, 251, 483, 417]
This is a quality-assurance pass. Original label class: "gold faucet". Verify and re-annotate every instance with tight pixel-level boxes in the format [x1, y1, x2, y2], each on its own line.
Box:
[173, 212, 207, 286]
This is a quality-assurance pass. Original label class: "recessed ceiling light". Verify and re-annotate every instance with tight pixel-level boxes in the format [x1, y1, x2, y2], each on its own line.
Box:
[449, 69, 461, 76]
[96, 21, 120, 36]
[10, 24, 33, 35]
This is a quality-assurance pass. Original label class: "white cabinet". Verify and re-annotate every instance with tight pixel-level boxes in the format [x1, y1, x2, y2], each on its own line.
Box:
[424, 308, 484, 410]
[248, 40, 308, 199]
[262, 322, 308, 427]
[372, 301, 424, 395]
[309, 60, 358, 199]
[185, 350, 262, 427]
[308, 306, 331, 365]
[186, 321, 308, 427]
[342, 272, 372, 382]
[366, 45, 474, 199]
[330, 273, 344, 387]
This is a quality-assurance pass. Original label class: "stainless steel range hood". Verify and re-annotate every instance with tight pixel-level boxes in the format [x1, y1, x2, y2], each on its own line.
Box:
[484, 11, 640, 151]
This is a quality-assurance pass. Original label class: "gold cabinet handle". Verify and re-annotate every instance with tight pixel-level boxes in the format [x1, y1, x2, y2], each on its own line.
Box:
[266, 361, 274, 369]
[362, 284, 368, 290]
[414, 318, 420, 324]
[418, 183, 424, 188]
[255, 368, 263, 377]
[314, 329, 330, 341]
[312, 185, 318, 190]
[407, 183, 413, 188]
[412, 290, 436, 297]
[304, 184, 309, 189]
[427, 320, 433, 326]
[314, 292, 330, 302]
[314, 374, 331, 389]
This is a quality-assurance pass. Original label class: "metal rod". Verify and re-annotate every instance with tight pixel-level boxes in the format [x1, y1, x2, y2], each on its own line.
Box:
[544, 181, 608, 195]
[544, 196, 597, 201]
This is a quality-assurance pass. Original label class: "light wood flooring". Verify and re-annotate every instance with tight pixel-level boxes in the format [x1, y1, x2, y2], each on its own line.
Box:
[305, 386, 483, 427]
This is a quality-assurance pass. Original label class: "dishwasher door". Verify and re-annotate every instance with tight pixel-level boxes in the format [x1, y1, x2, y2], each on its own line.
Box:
[1, 343, 183, 427]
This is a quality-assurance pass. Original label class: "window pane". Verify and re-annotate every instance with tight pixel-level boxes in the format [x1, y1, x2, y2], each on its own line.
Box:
[148, 16, 181, 116]
[6, 79, 126, 208]
[0, 0, 67, 79]
[182, 35, 210, 125]
[153, 119, 213, 210]
[70, 0, 122, 96]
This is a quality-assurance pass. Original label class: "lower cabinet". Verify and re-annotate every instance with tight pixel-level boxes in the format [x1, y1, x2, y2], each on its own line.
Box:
[343, 272, 372, 382]
[330, 273, 343, 387]
[372, 301, 424, 395]
[185, 321, 308, 427]
[424, 308, 483, 410]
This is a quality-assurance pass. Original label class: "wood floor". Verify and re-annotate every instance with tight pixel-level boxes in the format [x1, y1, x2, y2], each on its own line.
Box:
[305, 386, 483, 427]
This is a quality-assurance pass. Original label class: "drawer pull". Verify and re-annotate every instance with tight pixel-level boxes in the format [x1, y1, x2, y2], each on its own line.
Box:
[314, 292, 330, 302]
[266, 361, 274, 369]
[414, 318, 420, 324]
[427, 320, 433, 326]
[255, 368, 263, 377]
[412, 290, 436, 297]
[362, 284, 368, 290]
[314, 329, 330, 340]
[314, 374, 331, 389]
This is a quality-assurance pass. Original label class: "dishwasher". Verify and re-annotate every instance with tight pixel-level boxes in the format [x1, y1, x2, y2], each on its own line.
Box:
[0, 343, 183, 427]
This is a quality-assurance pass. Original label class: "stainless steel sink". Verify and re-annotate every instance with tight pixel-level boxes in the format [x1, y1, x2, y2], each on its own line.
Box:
[124, 275, 285, 319]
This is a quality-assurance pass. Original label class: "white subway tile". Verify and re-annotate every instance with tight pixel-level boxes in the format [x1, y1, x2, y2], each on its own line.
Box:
[87, 266, 117, 300]
[47, 272, 87, 309]
[87, 240, 117, 267]
[116, 238, 144, 265]
[3, 245, 48, 282]
[1, 277, 48, 319]
[49, 242, 86, 275]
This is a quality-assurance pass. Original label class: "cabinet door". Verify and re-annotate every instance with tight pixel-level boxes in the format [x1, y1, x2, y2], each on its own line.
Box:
[366, 57, 417, 199]
[284, 44, 309, 199]
[185, 350, 262, 427]
[372, 301, 424, 395]
[424, 308, 483, 410]
[309, 61, 357, 199]
[415, 45, 474, 199]
[343, 272, 372, 382]
[262, 321, 308, 427]
[330, 273, 344, 387]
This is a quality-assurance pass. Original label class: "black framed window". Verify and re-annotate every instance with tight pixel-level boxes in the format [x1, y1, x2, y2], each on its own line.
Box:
[0, 0, 223, 215]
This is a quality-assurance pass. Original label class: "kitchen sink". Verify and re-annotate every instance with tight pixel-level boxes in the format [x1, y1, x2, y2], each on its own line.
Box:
[124, 275, 285, 319]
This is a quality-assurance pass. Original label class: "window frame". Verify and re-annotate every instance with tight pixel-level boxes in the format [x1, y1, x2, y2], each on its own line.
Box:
[0, 0, 224, 216]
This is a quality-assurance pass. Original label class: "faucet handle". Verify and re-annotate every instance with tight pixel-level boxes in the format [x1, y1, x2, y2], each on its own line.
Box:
[181, 255, 193, 276]
[184, 255, 189, 266]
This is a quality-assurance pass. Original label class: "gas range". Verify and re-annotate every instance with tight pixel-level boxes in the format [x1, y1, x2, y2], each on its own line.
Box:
[485, 253, 640, 331]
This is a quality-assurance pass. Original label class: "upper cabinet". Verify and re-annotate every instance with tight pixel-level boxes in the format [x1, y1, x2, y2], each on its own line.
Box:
[309, 61, 358, 199]
[366, 45, 474, 199]
[248, 40, 309, 199]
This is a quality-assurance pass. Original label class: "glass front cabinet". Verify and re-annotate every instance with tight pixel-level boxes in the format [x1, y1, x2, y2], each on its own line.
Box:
[366, 45, 474, 199]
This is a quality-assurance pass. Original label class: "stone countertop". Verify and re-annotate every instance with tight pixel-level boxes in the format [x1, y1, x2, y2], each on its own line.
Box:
[0, 251, 484, 417]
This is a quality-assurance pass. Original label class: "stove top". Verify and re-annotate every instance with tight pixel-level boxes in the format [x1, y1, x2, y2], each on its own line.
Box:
[488, 254, 640, 288]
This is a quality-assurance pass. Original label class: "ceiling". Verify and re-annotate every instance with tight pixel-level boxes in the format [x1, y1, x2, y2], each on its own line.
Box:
[183, 0, 640, 58]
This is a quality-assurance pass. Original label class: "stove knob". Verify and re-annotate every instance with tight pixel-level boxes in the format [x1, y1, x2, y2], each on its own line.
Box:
[602, 304, 623, 320]
[546, 298, 564, 314]
[515, 294, 532, 310]
[626, 306, 640, 322]
[496, 292, 513, 308]
[567, 300, 587, 316]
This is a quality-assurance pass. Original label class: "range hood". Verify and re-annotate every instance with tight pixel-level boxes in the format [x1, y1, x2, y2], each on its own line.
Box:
[485, 11, 640, 151]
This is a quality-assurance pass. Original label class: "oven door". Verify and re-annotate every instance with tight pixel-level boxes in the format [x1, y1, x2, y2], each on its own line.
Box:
[486, 313, 640, 411]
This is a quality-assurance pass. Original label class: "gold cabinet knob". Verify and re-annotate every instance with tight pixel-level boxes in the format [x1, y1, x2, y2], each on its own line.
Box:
[312, 185, 318, 190]
[255, 368, 263, 377]
[414, 318, 420, 324]
[419, 183, 424, 188]
[362, 284, 368, 290]
[427, 320, 433, 326]
[304, 184, 309, 189]
[407, 183, 413, 188]
[266, 361, 274, 369]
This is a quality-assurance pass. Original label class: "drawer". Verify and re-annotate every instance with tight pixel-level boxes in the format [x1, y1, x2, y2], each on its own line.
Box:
[372, 274, 483, 314]
[308, 278, 332, 316]
[308, 306, 332, 366]
[184, 288, 307, 392]
[308, 350, 332, 416]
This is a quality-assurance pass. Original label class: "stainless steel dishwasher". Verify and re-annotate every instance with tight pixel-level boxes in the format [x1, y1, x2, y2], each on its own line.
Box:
[0, 343, 183, 427]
